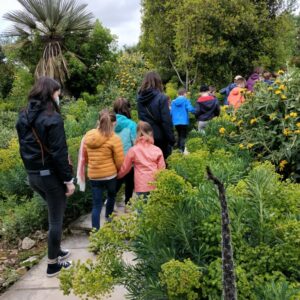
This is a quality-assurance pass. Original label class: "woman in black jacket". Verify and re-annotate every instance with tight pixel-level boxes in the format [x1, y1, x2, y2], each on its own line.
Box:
[16, 77, 75, 277]
[137, 72, 175, 159]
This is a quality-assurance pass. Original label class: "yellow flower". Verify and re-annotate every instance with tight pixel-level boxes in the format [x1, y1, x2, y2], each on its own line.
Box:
[295, 130, 300, 134]
[275, 90, 282, 95]
[281, 95, 287, 100]
[219, 127, 226, 134]
[277, 70, 285, 75]
[231, 117, 237, 122]
[239, 144, 244, 149]
[247, 143, 254, 149]
[283, 128, 291, 136]
[237, 120, 243, 126]
[279, 85, 286, 91]
[284, 115, 289, 120]
[289, 112, 298, 118]
[250, 118, 257, 125]
[268, 87, 273, 91]
[269, 113, 276, 120]
[275, 79, 281, 85]
[297, 123, 300, 128]
[279, 160, 288, 171]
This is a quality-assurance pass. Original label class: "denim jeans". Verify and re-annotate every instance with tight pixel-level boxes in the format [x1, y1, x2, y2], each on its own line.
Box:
[90, 178, 117, 230]
[175, 125, 188, 152]
[28, 173, 66, 261]
[116, 167, 134, 205]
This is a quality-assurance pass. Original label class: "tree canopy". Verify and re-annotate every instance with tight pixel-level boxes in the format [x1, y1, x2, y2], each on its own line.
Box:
[140, 0, 297, 88]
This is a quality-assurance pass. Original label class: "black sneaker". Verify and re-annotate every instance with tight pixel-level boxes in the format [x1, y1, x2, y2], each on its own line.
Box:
[47, 261, 72, 277]
[58, 249, 71, 260]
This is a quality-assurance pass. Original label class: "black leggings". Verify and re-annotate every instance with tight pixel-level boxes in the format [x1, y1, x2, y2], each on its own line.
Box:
[28, 173, 66, 261]
[116, 167, 134, 205]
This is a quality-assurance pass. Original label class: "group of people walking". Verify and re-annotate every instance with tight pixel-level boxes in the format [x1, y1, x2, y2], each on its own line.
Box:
[15, 66, 272, 277]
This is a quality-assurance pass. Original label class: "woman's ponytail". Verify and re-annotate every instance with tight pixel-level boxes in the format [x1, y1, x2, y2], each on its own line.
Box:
[97, 109, 116, 137]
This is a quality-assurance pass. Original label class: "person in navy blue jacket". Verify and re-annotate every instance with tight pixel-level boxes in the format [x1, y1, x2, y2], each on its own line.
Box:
[195, 85, 220, 132]
[220, 75, 243, 105]
[170, 88, 195, 152]
[137, 72, 175, 159]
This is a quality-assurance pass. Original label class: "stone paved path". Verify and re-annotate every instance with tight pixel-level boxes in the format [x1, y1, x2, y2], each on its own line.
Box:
[0, 206, 128, 300]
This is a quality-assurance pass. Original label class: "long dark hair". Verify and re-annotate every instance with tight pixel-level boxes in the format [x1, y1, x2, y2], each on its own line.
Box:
[28, 77, 61, 112]
[113, 97, 132, 119]
[139, 71, 163, 93]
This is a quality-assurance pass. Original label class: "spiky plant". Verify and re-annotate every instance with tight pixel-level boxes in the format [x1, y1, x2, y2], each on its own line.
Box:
[3, 0, 93, 83]
[207, 166, 237, 300]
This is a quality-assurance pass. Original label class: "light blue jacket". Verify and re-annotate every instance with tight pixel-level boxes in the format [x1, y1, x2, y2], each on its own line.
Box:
[170, 96, 195, 126]
[115, 114, 137, 155]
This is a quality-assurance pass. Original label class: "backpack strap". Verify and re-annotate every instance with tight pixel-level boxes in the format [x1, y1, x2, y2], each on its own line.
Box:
[25, 110, 50, 166]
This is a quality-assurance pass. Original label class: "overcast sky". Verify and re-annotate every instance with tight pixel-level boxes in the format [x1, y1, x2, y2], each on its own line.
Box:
[0, 0, 141, 47]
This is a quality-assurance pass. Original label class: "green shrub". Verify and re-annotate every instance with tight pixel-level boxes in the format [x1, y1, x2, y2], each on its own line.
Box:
[185, 137, 208, 153]
[235, 68, 300, 181]
[0, 193, 47, 242]
[159, 259, 201, 300]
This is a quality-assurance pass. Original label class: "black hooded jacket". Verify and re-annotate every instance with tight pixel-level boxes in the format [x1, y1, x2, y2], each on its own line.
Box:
[137, 88, 175, 146]
[16, 100, 72, 182]
[195, 95, 220, 121]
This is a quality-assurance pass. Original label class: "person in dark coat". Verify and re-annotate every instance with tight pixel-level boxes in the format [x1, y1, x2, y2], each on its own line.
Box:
[137, 71, 175, 159]
[195, 85, 220, 132]
[16, 77, 74, 277]
[247, 67, 263, 91]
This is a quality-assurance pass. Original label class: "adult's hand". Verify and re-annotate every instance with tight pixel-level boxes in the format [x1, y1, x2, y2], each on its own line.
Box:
[65, 182, 75, 197]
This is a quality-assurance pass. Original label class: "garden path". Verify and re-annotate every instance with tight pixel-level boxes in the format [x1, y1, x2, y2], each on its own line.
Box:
[0, 205, 129, 300]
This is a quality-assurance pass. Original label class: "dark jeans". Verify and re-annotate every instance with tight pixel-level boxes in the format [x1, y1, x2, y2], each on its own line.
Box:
[155, 140, 172, 159]
[116, 167, 134, 205]
[175, 125, 188, 152]
[28, 173, 66, 261]
[90, 178, 117, 230]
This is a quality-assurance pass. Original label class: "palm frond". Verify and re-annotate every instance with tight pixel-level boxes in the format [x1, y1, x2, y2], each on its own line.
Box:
[3, 0, 94, 83]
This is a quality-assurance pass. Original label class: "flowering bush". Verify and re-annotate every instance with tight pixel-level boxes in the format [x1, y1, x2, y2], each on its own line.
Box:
[114, 52, 153, 105]
[235, 68, 300, 181]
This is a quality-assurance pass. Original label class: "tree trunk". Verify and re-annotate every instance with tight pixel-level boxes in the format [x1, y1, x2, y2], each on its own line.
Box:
[206, 167, 237, 300]
[185, 69, 189, 91]
[168, 56, 185, 87]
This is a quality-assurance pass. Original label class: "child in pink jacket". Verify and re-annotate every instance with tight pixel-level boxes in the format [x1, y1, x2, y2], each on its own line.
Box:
[117, 121, 166, 198]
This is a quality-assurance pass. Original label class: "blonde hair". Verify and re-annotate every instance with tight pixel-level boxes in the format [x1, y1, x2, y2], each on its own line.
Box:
[97, 109, 116, 137]
[236, 77, 246, 88]
[136, 121, 153, 143]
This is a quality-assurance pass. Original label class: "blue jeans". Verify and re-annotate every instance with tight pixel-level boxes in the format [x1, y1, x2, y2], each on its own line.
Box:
[90, 178, 117, 230]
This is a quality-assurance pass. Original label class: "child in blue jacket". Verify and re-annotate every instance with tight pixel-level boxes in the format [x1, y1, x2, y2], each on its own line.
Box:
[113, 98, 137, 207]
[170, 88, 195, 152]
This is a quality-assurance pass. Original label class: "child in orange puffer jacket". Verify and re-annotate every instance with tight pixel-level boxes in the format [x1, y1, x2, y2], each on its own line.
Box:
[77, 109, 124, 230]
[228, 77, 247, 111]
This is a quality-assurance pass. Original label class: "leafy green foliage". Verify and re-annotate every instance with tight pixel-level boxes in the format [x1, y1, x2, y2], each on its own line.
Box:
[65, 20, 117, 97]
[235, 68, 300, 180]
[60, 132, 300, 299]
[140, 0, 297, 87]
[159, 259, 202, 300]
[0, 193, 47, 242]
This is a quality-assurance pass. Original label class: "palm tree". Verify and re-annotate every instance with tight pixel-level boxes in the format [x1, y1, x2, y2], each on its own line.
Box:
[4, 0, 93, 83]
